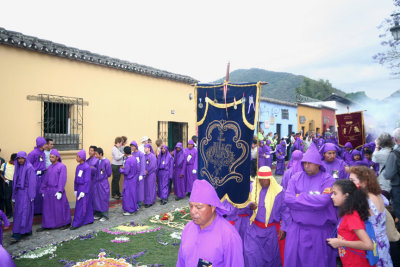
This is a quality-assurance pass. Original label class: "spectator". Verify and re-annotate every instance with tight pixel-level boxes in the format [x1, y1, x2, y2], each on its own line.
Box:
[0, 153, 17, 218]
[111, 137, 124, 200]
[44, 138, 54, 169]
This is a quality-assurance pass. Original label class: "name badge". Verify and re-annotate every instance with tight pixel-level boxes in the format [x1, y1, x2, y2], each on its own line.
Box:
[101, 170, 103, 175]
[36, 170, 42, 175]
[39, 156, 43, 162]
[78, 170, 83, 177]
[146, 160, 150, 165]
[187, 154, 192, 162]
[197, 259, 212, 267]
[162, 160, 165, 165]
[266, 155, 270, 158]
[136, 157, 140, 163]
[332, 170, 339, 179]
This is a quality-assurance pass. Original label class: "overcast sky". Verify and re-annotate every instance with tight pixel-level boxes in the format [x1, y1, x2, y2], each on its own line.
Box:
[1, 0, 398, 99]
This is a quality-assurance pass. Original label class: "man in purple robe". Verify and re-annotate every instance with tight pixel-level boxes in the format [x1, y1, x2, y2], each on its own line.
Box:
[284, 143, 337, 267]
[120, 147, 138, 215]
[157, 145, 173, 205]
[265, 140, 273, 168]
[281, 150, 303, 191]
[275, 140, 286, 175]
[37, 149, 71, 231]
[71, 150, 93, 230]
[86, 145, 98, 207]
[292, 136, 304, 153]
[258, 141, 267, 167]
[244, 166, 290, 266]
[144, 144, 157, 208]
[173, 143, 185, 201]
[177, 179, 244, 267]
[27, 136, 47, 215]
[181, 140, 197, 195]
[10, 151, 36, 243]
[320, 143, 348, 180]
[93, 147, 111, 221]
[341, 141, 353, 165]
[130, 141, 145, 208]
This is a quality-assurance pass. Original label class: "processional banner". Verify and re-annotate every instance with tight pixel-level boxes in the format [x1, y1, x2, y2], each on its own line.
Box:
[196, 82, 261, 207]
[336, 111, 365, 149]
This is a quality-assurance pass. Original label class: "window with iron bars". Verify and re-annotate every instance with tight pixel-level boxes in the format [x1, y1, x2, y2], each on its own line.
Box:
[281, 109, 289, 120]
[40, 94, 83, 151]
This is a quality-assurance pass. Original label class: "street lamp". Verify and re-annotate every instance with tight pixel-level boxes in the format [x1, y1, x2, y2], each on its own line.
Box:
[390, 13, 400, 41]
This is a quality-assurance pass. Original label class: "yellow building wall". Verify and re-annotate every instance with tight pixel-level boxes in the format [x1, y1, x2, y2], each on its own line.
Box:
[0, 45, 196, 202]
[297, 105, 322, 135]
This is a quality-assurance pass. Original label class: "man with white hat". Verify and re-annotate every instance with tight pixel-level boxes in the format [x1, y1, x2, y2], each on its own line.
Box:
[138, 136, 148, 154]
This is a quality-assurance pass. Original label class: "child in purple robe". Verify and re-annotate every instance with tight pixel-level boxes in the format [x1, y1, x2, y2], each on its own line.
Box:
[27, 136, 47, 215]
[244, 166, 290, 266]
[120, 147, 139, 215]
[275, 140, 286, 175]
[157, 145, 173, 205]
[181, 140, 198, 195]
[349, 150, 369, 167]
[363, 150, 379, 176]
[71, 150, 94, 230]
[281, 150, 303, 191]
[130, 141, 146, 208]
[320, 143, 348, 180]
[284, 143, 337, 267]
[10, 151, 36, 243]
[144, 144, 157, 208]
[173, 143, 186, 201]
[93, 147, 111, 221]
[341, 142, 353, 165]
[0, 210, 10, 245]
[38, 149, 71, 231]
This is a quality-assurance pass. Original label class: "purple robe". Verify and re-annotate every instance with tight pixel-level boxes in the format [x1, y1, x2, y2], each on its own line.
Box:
[181, 146, 198, 193]
[173, 143, 186, 198]
[132, 151, 146, 202]
[156, 146, 173, 200]
[27, 147, 46, 214]
[144, 152, 157, 205]
[221, 200, 251, 243]
[322, 158, 348, 180]
[120, 156, 138, 213]
[93, 158, 111, 212]
[275, 142, 286, 175]
[0, 245, 16, 267]
[244, 190, 290, 267]
[284, 171, 337, 267]
[177, 215, 244, 267]
[264, 145, 273, 168]
[86, 156, 98, 205]
[258, 142, 267, 167]
[12, 152, 36, 235]
[292, 138, 304, 152]
[349, 150, 370, 167]
[0, 211, 10, 245]
[72, 162, 94, 227]
[365, 159, 379, 176]
[39, 162, 71, 228]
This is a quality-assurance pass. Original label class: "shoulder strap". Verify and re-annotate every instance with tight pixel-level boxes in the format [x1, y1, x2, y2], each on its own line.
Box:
[2, 162, 6, 173]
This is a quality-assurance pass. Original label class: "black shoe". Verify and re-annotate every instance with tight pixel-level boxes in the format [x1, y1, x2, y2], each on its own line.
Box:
[161, 200, 167, 205]
[10, 238, 19, 244]
[36, 227, 49, 232]
[58, 224, 70, 230]
[70, 226, 79, 230]
[175, 197, 182, 201]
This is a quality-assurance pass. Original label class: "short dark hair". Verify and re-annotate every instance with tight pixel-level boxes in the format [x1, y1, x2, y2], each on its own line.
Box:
[191, 135, 198, 143]
[121, 136, 127, 143]
[46, 138, 53, 143]
[364, 149, 373, 155]
[89, 145, 97, 151]
[124, 146, 132, 155]
[115, 137, 123, 144]
[95, 147, 104, 156]
[11, 153, 17, 161]
[252, 139, 258, 145]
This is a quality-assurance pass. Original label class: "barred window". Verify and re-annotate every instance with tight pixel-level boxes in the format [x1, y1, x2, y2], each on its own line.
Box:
[281, 109, 289, 120]
[158, 121, 188, 149]
[40, 94, 83, 151]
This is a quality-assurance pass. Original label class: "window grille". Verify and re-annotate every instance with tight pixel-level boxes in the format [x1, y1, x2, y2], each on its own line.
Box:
[40, 94, 83, 151]
[281, 109, 289, 120]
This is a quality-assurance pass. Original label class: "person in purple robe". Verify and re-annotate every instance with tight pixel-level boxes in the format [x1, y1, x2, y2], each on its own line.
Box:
[349, 150, 370, 167]
[275, 140, 286, 175]
[71, 150, 93, 230]
[0, 210, 10, 245]
[144, 143, 157, 208]
[363, 149, 380, 176]
[10, 151, 36, 243]
[177, 179, 244, 267]
[292, 137, 304, 153]
[86, 145, 98, 208]
[37, 149, 71, 231]
[157, 145, 173, 205]
[281, 150, 303, 191]
[361, 142, 375, 159]
[27, 136, 47, 215]
[130, 141, 146, 208]
[0, 245, 16, 267]
[341, 141, 353, 165]
[244, 166, 290, 267]
[181, 140, 198, 195]
[284, 143, 337, 267]
[258, 141, 267, 167]
[320, 143, 348, 180]
[173, 143, 186, 201]
[93, 147, 111, 221]
[120, 147, 139, 215]
[264, 140, 273, 168]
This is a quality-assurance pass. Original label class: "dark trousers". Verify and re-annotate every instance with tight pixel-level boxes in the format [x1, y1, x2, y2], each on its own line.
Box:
[0, 180, 12, 217]
[250, 159, 257, 177]
[111, 164, 122, 197]
[391, 186, 400, 220]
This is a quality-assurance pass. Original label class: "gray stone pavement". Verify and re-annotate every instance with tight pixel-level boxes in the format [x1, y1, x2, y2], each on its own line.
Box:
[4, 174, 283, 257]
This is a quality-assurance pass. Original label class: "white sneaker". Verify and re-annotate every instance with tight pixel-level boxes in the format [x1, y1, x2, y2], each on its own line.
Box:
[94, 216, 101, 220]
[123, 212, 132, 216]
[99, 217, 108, 222]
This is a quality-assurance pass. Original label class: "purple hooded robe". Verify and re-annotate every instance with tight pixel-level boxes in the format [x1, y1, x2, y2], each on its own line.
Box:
[72, 150, 94, 228]
[292, 137, 304, 153]
[12, 151, 36, 235]
[177, 179, 244, 267]
[320, 143, 348, 180]
[173, 143, 186, 199]
[157, 145, 173, 200]
[144, 147, 157, 205]
[275, 141, 286, 175]
[284, 143, 337, 267]
[181, 140, 198, 193]
[93, 157, 111, 212]
[39, 149, 71, 228]
[264, 140, 273, 168]
[86, 155, 98, 206]
[281, 150, 303, 191]
[0, 245, 15, 267]
[0, 210, 10, 245]
[27, 136, 47, 214]
[120, 155, 139, 213]
[258, 141, 267, 167]
[131, 141, 146, 203]
[349, 150, 370, 167]
[341, 142, 353, 165]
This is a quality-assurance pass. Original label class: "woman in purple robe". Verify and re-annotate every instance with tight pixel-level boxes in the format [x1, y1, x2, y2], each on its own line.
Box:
[275, 140, 286, 175]
[144, 144, 157, 208]
[181, 140, 198, 194]
[71, 150, 93, 230]
[258, 141, 267, 167]
[157, 145, 173, 205]
[320, 143, 348, 180]
[27, 136, 47, 215]
[38, 149, 71, 231]
[93, 147, 111, 221]
[120, 147, 139, 215]
[11, 151, 36, 243]
[281, 150, 303, 191]
[284, 143, 337, 267]
[130, 141, 146, 207]
[173, 143, 186, 201]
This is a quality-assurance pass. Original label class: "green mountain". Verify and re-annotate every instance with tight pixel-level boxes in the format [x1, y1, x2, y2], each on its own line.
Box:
[214, 68, 346, 102]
